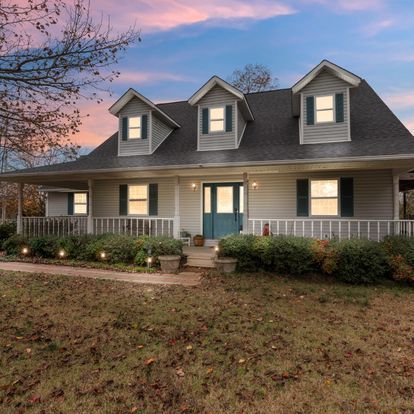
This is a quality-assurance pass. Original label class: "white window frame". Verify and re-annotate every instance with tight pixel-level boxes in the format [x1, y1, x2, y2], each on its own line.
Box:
[209, 106, 225, 133]
[128, 184, 149, 216]
[128, 116, 142, 140]
[315, 94, 335, 124]
[310, 178, 339, 217]
[73, 192, 88, 215]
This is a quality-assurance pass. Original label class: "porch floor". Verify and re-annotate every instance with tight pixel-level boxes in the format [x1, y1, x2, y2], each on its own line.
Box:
[0, 262, 202, 286]
[184, 246, 216, 268]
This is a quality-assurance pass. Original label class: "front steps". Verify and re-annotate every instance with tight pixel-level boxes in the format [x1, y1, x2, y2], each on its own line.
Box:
[184, 246, 216, 268]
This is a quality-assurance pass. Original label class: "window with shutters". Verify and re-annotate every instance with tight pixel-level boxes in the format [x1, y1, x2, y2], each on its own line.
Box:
[128, 116, 141, 139]
[128, 185, 148, 215]
[74, 193, 87, 215]
[310, 179, 338, 216]
[315, 95, 334, 124]
[209, 107, 225, 132]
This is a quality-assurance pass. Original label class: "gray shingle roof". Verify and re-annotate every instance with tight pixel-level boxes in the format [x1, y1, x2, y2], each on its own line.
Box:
[3, 80, 414, 177]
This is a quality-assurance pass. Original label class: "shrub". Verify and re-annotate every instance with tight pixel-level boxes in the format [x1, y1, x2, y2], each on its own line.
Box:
[0, 222, 16, 247]
[263, 235, 315, 276]
[135, 236, 183, 266]
[218, 234, 258, 272]
[3, 234, 29, 256]
[329, 239, 388, 284]
[57, 235, 101, 261]
[29, 236, 60, 258]
[382, 236, 414, 282]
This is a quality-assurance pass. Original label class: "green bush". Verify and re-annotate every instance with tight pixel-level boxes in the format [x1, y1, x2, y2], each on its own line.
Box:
[329, 239, 388, 284]
[3, 234, 29, 256]
[134, 236, 183, 266]
[381, 236, 414, 282]
[265, 235, 315, 276]
[29, 236, 60, 258]
[57, 235, 102, 261]
[218, 234, 258, 272]
[0, 222, 16, 246]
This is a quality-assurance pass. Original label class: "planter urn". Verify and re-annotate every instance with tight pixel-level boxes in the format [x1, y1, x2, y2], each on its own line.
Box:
[159, 255, 181, 273]
[193, 235, 205, 247]
[215, 257, 237, 273]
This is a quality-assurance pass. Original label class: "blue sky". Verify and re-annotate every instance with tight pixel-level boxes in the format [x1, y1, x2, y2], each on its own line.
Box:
[77, 0, 414, 146]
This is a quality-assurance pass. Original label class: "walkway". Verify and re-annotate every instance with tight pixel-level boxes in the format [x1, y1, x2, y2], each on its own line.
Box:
[0, 262, 202, 286]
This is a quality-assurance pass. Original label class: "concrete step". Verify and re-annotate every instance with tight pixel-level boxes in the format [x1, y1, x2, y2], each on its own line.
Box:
[186, 256, 215, 268]
[183, 246, 216, 268]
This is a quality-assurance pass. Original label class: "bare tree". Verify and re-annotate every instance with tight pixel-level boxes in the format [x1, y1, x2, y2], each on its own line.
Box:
[228, 63, 278, 93]
[0, 0, 140, 157]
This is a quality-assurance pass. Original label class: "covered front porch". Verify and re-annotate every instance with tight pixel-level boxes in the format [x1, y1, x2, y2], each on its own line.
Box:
[6, 159, 414, 243]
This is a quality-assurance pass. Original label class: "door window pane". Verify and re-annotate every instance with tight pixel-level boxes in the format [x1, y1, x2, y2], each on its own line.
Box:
[239, 186, 244, 213]
[216, 186, 233, 213]
[204, 186, 211, 213]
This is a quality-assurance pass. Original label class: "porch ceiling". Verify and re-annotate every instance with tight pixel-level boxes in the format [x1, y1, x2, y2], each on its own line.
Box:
[2, 158, 414, 186]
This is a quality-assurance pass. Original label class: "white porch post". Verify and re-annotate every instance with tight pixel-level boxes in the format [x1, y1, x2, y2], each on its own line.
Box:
[87, 179, 94, 234]
[174, 176, 180, 239]
[16, 182, 23, 235]
[393, 173, 400, 235]
[243, 172, 249, 233]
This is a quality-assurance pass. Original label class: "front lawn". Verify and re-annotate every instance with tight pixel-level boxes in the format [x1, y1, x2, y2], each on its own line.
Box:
[0, 271, 413, 413]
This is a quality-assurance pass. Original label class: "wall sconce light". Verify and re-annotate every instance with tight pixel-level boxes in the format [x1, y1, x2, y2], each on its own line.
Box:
[252, 181, 258, 190]
[192, 183, 198, 192]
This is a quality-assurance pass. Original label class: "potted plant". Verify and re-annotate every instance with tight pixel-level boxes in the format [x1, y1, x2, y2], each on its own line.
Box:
[193, 234, 205, 247]
[154, 237, 184, 273]
[215, 257, 238, 273]
[158, 255, 181, 273]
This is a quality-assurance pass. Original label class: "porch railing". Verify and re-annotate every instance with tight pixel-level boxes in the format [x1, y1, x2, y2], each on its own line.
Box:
[248, 219, 414, 241]
[22, 216, 88, 237]
[93, 217, 174, 237]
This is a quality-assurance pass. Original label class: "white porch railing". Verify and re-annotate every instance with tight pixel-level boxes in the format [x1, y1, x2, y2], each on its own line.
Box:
[93, 217, 174, 237]
[22, 216, 88, 237]
[249, 219, 414, 241]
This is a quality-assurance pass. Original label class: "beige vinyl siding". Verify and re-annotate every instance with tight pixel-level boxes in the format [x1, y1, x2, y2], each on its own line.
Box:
[198, 85, 236, 151]
[302, 70, 350, 144]
[152, 114, 173, 152]
[93, 177, 175, 217]
[46, 192, 68, 216]
[237, 102, 246, 146]
[118, 97, 151, 156]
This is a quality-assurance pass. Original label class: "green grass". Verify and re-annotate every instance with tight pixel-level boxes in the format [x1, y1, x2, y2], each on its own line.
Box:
[0, 271, 413, 413]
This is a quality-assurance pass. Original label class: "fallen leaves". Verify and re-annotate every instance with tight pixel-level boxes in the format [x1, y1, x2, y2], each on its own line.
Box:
[144, 357, 156, 366]
[175, 368, 185, 377]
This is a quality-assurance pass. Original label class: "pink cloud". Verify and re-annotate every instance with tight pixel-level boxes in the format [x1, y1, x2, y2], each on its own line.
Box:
[384, 91, 414, 110]
[116, 71, 191, 85]
[402, 119, 414, 135]
[92, 0, 296, 33]
[360, 19, 394, 36]
[299, 0, 385, 12]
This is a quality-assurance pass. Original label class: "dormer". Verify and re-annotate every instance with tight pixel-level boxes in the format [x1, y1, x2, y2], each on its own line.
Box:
[292, 60, 361, 145]
[188, 76, 254, 151]
[109, 88, 180, 156]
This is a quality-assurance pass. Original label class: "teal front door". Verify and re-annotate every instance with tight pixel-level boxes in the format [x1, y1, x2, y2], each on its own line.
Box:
[203, 183, 243, 239]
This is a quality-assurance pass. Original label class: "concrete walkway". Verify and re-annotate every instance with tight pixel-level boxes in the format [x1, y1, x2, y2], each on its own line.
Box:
[0, 262, 202, 286]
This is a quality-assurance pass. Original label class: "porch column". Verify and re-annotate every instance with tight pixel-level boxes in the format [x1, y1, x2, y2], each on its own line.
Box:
[87, 179, 94, 234]
[16, 182, 23, 234]
[174, 176, 180, 239]
[243, 172, 249, 233]
[393, 174, 400, 220]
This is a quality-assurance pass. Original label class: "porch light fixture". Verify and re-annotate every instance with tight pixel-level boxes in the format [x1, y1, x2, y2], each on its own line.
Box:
[58, 249, 66, 258]
[252, 181, 258, 190]
[21, 247, 29, 255]
[192, 183, 198, 192]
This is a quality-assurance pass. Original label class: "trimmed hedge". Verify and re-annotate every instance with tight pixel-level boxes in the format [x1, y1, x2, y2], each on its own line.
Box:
[1, 234, 183, 268]
[219, 234, 410, 284]
[0, 222, 16, 246]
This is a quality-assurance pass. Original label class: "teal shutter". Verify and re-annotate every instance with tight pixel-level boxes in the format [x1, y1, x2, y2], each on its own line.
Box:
[202, 108, 209, 134]
[335, 93, 344, 123]
[122, 117, 128, 141]
[225, 105, 232, 132]
[340, 177, 354, 217]
[296, 179, 309, 217]
[149, 184, 158, 216]
[141, 114, 148, 139]
[67, 193, 74, 215]
[306, 96, 314, 125]
[119, 185, 128, 216]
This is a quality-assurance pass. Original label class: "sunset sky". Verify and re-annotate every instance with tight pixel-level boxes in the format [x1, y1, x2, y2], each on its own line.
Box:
[75, 0, 414, 148]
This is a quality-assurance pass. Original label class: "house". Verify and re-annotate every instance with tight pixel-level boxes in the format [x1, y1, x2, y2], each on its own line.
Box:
[2, 59, 414, 246]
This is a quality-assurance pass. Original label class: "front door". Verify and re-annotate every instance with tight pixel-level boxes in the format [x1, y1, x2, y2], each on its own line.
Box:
[203, 183, 243, 239]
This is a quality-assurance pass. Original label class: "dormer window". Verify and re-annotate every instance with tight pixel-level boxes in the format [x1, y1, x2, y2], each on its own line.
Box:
[128, 116, 142, 139]
[315, 95, 334, 123]
[209, 107, 225, 133]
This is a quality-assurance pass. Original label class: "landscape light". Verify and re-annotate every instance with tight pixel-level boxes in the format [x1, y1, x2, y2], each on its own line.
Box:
[100, 251, 106, 259]
[22, 247, 29, 255]
[215, 246, 219, 253]
[58, 249, 66, 258]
